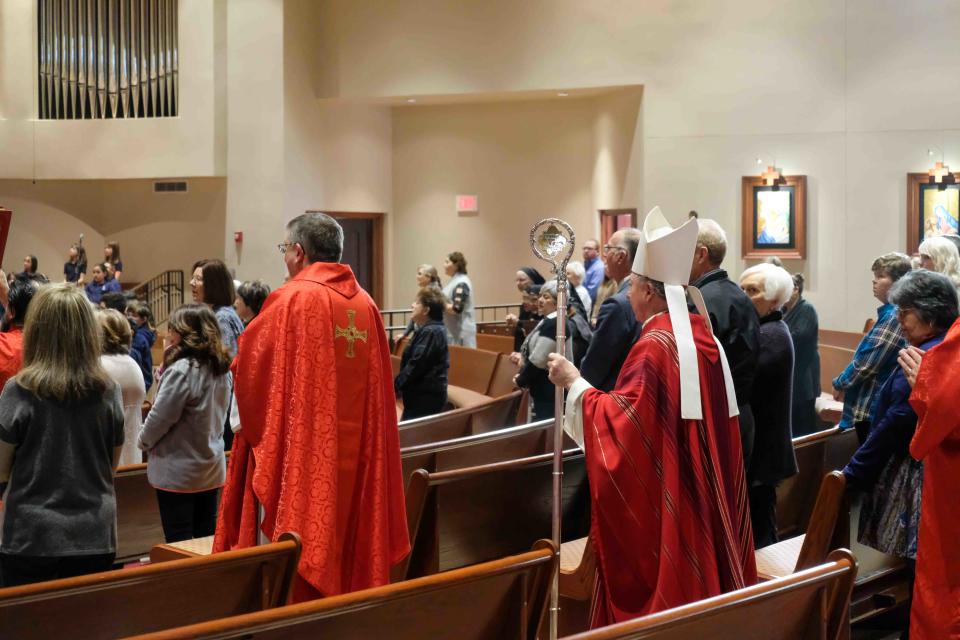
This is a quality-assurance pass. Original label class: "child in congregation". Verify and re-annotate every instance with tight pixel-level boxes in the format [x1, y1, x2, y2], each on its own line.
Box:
[0, 284, 125, 586]
[138, 304, 231, 543]
[126, 301, 157, 391]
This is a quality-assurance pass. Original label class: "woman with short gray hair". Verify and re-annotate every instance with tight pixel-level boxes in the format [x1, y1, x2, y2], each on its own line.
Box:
[843, 270, 958, 636]
[739, 262, 798, 547]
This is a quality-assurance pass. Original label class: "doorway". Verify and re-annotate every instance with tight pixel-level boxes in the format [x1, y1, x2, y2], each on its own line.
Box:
[599, 209, 638, 245]
[306, 211, 385, 306]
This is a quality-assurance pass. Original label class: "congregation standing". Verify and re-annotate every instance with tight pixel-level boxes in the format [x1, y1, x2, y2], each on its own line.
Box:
[0, 214, 957, 638]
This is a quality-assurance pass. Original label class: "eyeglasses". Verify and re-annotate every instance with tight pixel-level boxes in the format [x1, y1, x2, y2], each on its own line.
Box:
[895, 307, 915, 319]
[277, 241, 296, 255]
[602, 244, 626, 255]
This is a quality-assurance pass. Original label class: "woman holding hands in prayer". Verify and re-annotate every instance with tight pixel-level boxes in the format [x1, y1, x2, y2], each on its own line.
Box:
[139, 304, 232, 543]
[842, 270, 958, 639]
[893, 274, 960, 640]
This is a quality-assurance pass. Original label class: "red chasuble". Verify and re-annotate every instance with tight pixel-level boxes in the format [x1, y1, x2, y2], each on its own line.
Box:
[908, 318, 960, 639]
[579, 312, 757, 627]
[213, 262, 410, 602]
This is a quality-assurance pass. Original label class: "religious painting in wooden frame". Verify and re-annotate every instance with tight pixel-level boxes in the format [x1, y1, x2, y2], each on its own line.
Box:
[740, 175, 807, 259]
[906, 173, 960, 255]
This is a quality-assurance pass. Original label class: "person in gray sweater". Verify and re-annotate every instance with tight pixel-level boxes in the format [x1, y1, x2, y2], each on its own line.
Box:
[139, 304, 232, 543]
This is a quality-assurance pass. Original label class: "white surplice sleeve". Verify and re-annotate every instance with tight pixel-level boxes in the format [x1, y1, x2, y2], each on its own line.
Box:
[563, 376, 594, 451]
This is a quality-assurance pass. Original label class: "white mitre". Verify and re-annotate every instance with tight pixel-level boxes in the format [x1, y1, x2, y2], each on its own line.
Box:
[631, 207, 738, 420]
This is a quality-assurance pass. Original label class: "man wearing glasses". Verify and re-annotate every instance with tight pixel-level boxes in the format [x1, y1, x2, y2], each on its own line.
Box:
[215, 212, 410, 603]
[579, 228, 643, 391]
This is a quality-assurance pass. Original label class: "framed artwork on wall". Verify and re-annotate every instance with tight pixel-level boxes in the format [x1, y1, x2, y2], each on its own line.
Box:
[906, 173, 960, 255]
[740, 175, 807, 259]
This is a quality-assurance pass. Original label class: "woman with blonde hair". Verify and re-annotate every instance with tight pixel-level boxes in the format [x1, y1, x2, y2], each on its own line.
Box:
[97, 309, 147, 466]
[0, 284, 124, 586]
[918, 235, 960, 288]
[138, 303, 232, 542]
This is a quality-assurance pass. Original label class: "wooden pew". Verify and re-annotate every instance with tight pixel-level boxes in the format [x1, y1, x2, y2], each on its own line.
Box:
[398, 450, 590, 580]
[771, 425, 907, 625]
[775, 426, 841, 539]
[448, 344, 501, 394]
[477, 322, 515, 336]
[0, 534, 301, 640]
[476, 332, 515, 354]
[397, 390, 523, 448]
[129, 543, 556, 640]
[115, 462, 165, 563]
[819, 329, 865, 350]
[562, 550, 857, 640]
[757, 472, 848, 580]
[487, 352, 520, 397]
[816, 344, 855, 424]
[400, 418, 554, 482]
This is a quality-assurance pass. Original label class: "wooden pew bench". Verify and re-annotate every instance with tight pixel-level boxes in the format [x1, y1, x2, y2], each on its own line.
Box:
[152, 420, 566, 565]
[817, 344, 855, 425]
[397, 389, 523, 447]
[115, 462, 165, 563]
[131, 543, 556, 640]
[819, 329, 865, 350]
[476, 332, 515, 354]
[398, 450, 590, 580]
[400, 418, 555, 482]
[0, 534, 300, 640]
[562, 550, 857, 640]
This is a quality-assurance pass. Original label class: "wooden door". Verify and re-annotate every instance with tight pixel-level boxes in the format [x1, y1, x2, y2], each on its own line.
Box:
[598, 208, 637, 245]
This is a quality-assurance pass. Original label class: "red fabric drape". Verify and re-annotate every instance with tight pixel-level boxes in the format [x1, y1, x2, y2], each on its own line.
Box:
[581, 313, 757, 627]
[214, 262, 409, 601]
[908, 317, 960, 639]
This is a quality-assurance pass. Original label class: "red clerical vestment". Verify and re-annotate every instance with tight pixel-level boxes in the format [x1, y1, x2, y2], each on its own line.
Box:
[213, 262, 410, 602]
[908, 317, 960, 639]
[578, 312, 757, 627]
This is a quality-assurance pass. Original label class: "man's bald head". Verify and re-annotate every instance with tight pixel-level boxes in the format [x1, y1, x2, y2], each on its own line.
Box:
[690, 218, 727, 282]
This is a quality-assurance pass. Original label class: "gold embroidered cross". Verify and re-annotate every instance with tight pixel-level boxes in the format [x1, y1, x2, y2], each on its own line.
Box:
[335, 309, 368, 358]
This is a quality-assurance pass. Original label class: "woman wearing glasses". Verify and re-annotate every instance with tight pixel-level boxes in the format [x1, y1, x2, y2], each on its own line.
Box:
[842, 269, 958, 639]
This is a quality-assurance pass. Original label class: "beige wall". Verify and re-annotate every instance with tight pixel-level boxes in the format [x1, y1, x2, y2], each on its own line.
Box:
[392, 96, 616, 309]
[224, 0, 286, 285]
[317, 0, 960, 329]
[0, 178, 226, 284]
[3, 0, 958, 330]
[282, 0, 393, 291]
[0, 0, 225, 180]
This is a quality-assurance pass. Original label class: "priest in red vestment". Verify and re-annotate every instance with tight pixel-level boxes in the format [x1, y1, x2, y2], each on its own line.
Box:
[214, 213, 409, 602]
[548, 207, 757, 628]
[902, 318, 960, 639]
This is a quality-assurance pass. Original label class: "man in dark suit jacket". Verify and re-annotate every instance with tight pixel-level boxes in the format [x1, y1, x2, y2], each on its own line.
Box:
[579, 228, 643, 391]
[689, 219, 761, 468]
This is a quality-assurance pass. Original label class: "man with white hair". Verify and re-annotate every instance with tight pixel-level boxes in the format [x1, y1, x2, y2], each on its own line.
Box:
[548, 208, 756, 627]
[739, 263, 799, 547]
[689, 218, 760, 467]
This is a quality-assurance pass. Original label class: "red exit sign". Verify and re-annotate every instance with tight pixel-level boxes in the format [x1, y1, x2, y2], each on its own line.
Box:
[456, 194, 478, 213]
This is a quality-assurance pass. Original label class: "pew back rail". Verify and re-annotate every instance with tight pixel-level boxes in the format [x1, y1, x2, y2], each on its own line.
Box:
[0, 533, 301, 640]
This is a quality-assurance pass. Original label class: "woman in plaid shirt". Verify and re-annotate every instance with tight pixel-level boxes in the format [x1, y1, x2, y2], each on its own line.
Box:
[832, 253, 912, 432]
